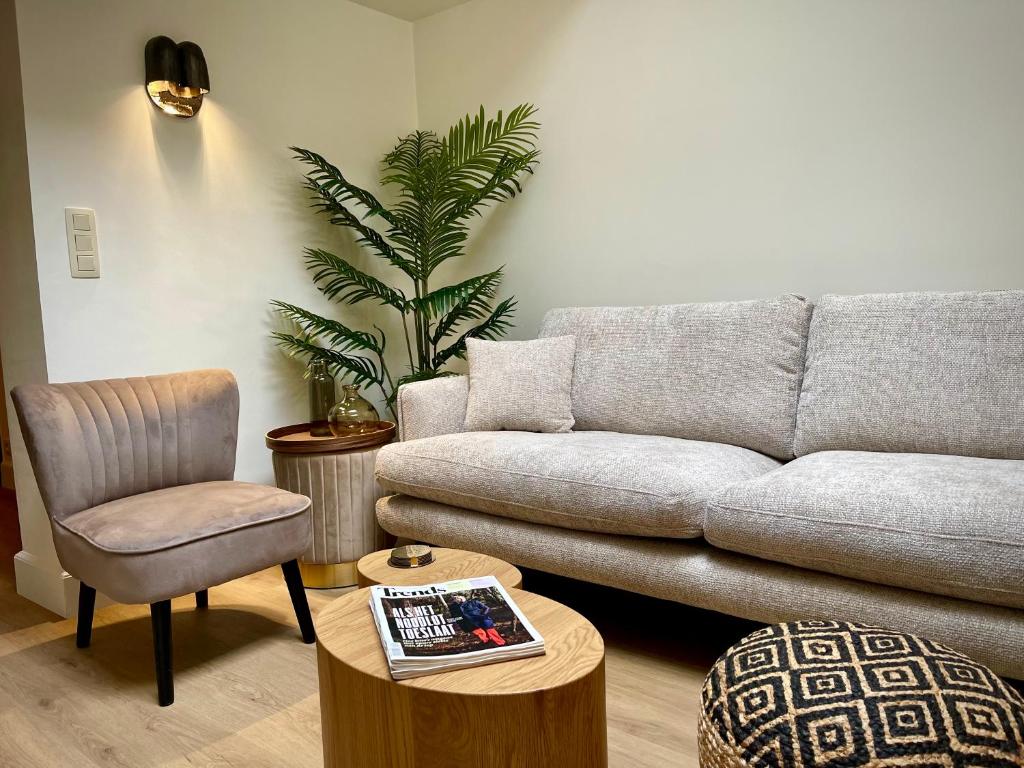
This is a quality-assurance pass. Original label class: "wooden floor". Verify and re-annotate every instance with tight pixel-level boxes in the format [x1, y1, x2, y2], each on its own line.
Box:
[0, 516, 759, 766]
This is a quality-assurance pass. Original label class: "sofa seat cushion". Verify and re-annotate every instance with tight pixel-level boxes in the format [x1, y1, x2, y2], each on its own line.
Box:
[375, 431, 781, 538]
[51, 481, 312, 604]
[706, 451, 1024, 609]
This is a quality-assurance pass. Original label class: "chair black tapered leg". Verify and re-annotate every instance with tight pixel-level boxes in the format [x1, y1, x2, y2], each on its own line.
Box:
[281, 559, 315, 644]
[150, 600, 174, 706]
[76, 582, 96, 649]
[195, 589, 208, 609]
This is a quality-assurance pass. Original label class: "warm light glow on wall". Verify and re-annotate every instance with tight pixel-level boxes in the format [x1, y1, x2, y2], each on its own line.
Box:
[144, 36, 210, 118]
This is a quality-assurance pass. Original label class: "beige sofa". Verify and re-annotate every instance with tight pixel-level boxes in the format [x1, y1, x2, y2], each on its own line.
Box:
[374, 291, 1024, 678]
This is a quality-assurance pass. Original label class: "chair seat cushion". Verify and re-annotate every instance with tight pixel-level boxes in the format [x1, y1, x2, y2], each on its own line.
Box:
[375, 431, 781, 538]
[706, 451, 1024, 609]
[59, 480, 311, 553]
[52, 481, 311, 604]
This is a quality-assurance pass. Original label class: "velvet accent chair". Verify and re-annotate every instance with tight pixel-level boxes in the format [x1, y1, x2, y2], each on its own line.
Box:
[11, 369, 314, 706]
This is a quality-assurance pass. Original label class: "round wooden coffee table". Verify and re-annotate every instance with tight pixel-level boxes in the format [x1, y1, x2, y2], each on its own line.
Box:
[356, 547, 523, 590]
[316, 588, 607, 767]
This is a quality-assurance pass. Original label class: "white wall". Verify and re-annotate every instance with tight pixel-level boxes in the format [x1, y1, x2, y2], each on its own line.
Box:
[0, 0, 63, 611]
[8, 0, 417, 614]
[414, 0, 1024, 336]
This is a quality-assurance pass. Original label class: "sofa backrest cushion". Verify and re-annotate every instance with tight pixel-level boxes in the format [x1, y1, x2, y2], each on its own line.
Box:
[794, 290, 1024, 459]
[539, 295, 812, 459]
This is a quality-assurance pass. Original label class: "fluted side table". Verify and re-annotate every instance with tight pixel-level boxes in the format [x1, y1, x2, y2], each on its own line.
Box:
[266, 422, 396, 588]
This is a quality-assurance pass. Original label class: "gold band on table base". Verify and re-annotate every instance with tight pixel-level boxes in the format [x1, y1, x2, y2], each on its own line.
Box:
[299, 560, 359, 589]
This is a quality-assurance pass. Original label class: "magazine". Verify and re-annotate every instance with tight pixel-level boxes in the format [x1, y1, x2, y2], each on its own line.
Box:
[368, 576, 545, 679]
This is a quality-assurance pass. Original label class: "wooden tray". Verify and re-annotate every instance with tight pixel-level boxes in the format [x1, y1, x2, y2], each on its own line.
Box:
[265, 421, 396, 454]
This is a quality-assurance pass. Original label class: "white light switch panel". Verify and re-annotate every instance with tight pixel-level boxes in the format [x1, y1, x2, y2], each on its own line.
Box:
[65, 207, 100, 278]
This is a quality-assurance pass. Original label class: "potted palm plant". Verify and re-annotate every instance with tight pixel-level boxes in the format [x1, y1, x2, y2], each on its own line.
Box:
[272, 105, 540, 419]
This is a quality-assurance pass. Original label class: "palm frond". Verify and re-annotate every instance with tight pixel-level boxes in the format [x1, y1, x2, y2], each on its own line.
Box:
[441, 104, 540, 187]
[271, 332, 382, 388]
[431, 297, 517, 368]
[441, 151, 539, 224]
[418, 226, 471, 278]
[292, 147, 397, 226]
[429, 269, 504, 342]
[271, 301, 384, 355]
[381, 131, 442, 189]
[294, 145, 419, 276]
[308, 189, 419, 277]
[409, 269, 503, 320]
[302, 249, 406, 310]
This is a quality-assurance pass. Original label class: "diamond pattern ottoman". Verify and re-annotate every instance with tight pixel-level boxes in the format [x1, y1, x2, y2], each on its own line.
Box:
[699, 621, 1024, 767]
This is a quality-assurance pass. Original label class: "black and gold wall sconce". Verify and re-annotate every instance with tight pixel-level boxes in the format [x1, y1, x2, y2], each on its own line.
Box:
[144, 36, 210, 117]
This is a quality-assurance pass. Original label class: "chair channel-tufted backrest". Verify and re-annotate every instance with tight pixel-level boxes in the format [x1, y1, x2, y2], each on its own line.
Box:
[12, 369, 239, 521]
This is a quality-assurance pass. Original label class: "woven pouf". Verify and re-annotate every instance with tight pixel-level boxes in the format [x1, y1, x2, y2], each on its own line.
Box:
[699, 620, 1024, 767]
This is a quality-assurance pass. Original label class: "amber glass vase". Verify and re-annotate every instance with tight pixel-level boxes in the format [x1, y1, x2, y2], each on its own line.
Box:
[328, 384, 380, 436]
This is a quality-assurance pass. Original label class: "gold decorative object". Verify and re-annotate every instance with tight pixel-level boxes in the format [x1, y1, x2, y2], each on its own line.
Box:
[387, 544, 434, 569]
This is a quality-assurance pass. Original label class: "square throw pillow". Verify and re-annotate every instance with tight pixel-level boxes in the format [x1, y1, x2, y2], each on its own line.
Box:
[463, 336, 576, 433]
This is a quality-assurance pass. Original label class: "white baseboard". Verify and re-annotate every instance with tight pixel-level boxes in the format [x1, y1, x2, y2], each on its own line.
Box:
[13, 550, 114, 617]
[13, 550, 78, 617]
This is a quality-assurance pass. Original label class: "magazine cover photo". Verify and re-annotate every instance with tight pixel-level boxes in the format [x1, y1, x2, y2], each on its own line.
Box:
[381, 582, 538, 657]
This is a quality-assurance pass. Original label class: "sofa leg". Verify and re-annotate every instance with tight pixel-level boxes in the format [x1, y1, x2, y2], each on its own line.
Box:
[195, 589, 208, 609]
[150, 600, 174, 706]
[281, 559, 315, 644]
[76, 582, 96, 649]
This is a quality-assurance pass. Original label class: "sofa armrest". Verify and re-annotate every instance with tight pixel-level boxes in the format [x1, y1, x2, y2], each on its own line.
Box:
[396, 375, 468, 441]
